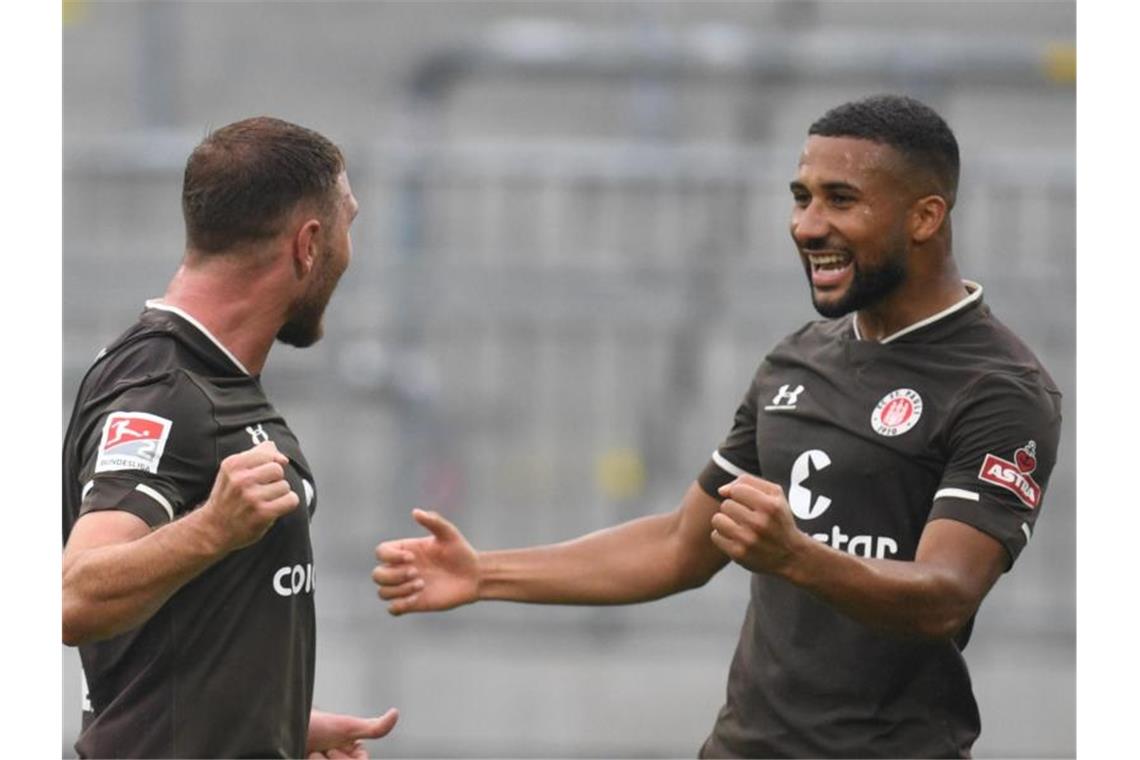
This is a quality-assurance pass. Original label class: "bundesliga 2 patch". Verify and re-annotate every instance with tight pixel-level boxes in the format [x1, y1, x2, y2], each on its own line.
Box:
[95, 412, 173, 474]
[977, 440, 1041, 509]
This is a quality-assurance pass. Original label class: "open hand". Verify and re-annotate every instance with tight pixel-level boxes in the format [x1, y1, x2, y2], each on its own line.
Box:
[372, 509, 480, 615]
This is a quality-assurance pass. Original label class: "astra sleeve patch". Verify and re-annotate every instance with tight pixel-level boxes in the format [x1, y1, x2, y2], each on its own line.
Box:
[977, 443, 1042, 509]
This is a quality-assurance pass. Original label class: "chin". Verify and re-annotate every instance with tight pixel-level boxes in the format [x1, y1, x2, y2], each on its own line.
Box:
[276, 321, 324, 349]
[810, 289, 855, 319]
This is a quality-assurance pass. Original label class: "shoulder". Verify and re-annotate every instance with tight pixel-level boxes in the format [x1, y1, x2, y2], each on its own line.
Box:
[84, 318, 213, 391]
[939, 312, 1063, 458]
[77, 328, 218, 429]
[951, 306, 1062, 410]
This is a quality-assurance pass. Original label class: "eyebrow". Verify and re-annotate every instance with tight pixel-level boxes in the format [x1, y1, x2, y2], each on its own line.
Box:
[789, 180, 861, 193]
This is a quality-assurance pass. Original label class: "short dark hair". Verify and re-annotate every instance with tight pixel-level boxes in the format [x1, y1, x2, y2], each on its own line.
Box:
[808, 94, 959, 204]
[182, 116, 345, 253]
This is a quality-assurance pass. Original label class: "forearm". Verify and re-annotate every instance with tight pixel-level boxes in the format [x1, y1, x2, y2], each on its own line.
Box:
[781, 538, 979, 639]
[477, 512, 721, 605]
[62, 509, 225, 645]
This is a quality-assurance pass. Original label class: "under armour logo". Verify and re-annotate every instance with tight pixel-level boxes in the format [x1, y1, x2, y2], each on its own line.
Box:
[246, 424, 270, 445]
[767, 384, 805, 410]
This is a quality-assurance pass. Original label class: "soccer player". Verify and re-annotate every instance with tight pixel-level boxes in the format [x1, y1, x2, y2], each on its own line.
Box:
[63, 117, 398, 758]
[372, 95, 1063, 757]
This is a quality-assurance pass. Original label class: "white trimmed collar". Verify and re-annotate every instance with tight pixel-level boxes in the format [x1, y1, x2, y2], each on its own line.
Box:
[145, 299, 252, 376]
[851, 280, 983, 344]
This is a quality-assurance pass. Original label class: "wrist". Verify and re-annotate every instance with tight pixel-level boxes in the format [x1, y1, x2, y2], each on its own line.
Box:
[776, 530, 820, 588]
[474, 551, 492, 602]
[183, 504, 231, 558]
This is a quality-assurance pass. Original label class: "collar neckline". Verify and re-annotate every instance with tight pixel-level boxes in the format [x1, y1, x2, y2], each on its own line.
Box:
[145, 299, 252, 376]
[851, 280, 983, 344]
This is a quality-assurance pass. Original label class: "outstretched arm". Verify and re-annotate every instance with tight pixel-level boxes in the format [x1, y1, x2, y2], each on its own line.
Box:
[373, 482, 730, 615]
[63, 442, 299, 646]
[711, 474, 1007, 639]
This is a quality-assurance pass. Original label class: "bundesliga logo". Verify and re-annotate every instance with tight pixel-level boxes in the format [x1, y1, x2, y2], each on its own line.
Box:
[94, 412, 173, 474]
[870, 388, 923, 437]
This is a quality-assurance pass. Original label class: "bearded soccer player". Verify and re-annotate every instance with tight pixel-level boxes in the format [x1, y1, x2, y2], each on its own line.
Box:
[63, 117, 398, 758]
[372, 95, 1062, 758]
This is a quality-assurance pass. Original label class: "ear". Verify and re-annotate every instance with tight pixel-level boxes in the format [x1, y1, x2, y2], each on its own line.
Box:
[291, 217, 322, 279]
[909, 195, 948, 244]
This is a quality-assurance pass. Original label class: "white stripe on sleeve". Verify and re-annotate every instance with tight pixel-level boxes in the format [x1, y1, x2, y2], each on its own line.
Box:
[712, 450, 757, 479]
[134, 483, 174, 521]
[933, 487, 980, 503]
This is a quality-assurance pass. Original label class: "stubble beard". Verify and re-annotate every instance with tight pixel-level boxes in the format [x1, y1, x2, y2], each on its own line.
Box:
[808, 240, 908, 319]
[276, 255, 345, 349]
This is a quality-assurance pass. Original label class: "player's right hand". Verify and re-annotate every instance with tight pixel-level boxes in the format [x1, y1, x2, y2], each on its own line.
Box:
[202, 441, 299, 552]
[372, 509, 479, 615]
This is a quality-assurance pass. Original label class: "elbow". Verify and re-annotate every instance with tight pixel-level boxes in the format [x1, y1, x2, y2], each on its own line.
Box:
[63, 600, 112, 647]
[62, 560, 84, 646]
[62, 602, 88, 647]
[913, 613, 969, 641]
[680, 566, 717, 592]
[910, 595, 978, 641]
[62, 576, 80, 646]
[62, 576, 100, 647]
[675, 552, 725, 593]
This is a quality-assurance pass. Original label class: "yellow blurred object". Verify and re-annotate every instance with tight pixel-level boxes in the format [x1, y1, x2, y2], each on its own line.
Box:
[63, 1, 86, 26]
[1043, 42, 1076, 85]
[597, 447, 646, 501]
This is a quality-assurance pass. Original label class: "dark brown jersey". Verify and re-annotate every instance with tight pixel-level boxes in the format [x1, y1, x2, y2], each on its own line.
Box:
[695, 283, 1062, 758]
[63, 302, 318, 758]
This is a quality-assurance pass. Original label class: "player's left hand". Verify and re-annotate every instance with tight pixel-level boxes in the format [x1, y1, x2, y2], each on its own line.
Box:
[710, 475, 810, 576]
[306, 707, 398, 758]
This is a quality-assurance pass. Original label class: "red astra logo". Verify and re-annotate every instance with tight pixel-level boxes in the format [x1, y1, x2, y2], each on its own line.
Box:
[977, 440, 1041, 509]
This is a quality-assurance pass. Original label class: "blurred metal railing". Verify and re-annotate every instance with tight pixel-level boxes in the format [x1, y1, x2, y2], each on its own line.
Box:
[406, 20, 1076, 98]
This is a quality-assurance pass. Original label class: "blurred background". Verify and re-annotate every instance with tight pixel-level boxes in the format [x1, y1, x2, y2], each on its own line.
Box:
[62, 1, 1075, 757]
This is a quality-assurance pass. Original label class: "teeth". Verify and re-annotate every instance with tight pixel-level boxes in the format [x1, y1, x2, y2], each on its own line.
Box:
[809, 253, 850, 270]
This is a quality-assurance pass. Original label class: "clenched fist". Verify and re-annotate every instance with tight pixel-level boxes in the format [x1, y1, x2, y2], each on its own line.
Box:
[201, 441, 300, 553]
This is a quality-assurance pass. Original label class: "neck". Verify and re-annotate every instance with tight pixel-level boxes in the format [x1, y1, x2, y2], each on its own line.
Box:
[855, 261, 968, 342]
[159, 253, 288, 375]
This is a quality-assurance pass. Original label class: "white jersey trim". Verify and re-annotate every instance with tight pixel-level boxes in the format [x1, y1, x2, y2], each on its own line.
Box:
[933, 487, 980, 502]
[81, 480, 94, 501]
[145, 299, 252, 376]
[81, 666, 91, 712]
[852, 281, 983, 344]
[135, 483, 175, 521]
[1020, 522, 1032, 543]
[712, 450, 757, 479]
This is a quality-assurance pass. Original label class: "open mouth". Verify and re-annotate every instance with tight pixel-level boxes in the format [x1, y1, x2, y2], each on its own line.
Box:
[806, 251, 853, 288]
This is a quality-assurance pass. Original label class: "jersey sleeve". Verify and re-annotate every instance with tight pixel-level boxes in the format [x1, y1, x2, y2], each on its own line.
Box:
[928, 373, 1063, 569]
[697, 365, 764, 498]
[75, 372, 218, 528]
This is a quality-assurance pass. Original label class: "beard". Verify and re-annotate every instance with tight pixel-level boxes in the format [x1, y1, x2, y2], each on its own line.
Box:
[277, 252, 346, 348]
[806, 239, 908, 319]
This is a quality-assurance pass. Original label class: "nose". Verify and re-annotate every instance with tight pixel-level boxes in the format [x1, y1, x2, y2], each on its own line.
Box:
[791, 199, 829, 247]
